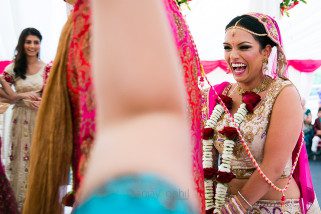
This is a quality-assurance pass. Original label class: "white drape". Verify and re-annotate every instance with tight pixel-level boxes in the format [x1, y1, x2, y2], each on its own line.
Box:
[0, 0, 68, 62]
[185, 0, 321, 60]
[184, 0, 283, 61]
[184, 0, 321, 111]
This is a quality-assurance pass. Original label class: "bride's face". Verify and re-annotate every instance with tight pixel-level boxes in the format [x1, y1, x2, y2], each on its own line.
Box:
[223, 28, 270, 84]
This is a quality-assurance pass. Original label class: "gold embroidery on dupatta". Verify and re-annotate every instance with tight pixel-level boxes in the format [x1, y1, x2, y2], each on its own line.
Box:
[174, 13, 185, 41]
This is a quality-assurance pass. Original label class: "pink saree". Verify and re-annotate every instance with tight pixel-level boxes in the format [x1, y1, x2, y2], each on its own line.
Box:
[67, 0, 205, 211]
[66, 0, 205, 202]
[66, 0, 95, 193]
[162, 1, 204, 212]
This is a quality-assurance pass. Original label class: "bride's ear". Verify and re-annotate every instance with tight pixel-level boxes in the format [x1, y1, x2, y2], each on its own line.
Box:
[263, 45, 272, 58]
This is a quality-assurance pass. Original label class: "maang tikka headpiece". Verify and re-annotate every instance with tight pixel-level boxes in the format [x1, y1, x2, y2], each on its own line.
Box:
[225, 18, 268, 37]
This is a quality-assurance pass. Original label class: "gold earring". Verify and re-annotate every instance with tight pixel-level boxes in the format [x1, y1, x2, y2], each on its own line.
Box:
[263, 58, 268, 64]
[262, 58, 268, 73]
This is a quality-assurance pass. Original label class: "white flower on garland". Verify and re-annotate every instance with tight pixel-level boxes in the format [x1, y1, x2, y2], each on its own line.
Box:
[202, 104, 224, 211]
[202, 88, 262, 213]
[213, 104, 248, 213]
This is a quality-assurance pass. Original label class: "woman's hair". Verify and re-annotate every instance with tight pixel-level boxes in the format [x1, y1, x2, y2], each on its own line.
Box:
[225, 15, 277, 50]
[13, 27, 42, 79]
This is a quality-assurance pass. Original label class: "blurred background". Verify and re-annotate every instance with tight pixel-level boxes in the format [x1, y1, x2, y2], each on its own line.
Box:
[0, 0, 320, 210]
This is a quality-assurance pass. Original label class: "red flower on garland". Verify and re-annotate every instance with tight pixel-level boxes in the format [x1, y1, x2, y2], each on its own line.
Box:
[202, 127, 214, 140]
[217, 94, 233, 110]
[3, 72, 14, 84]
[280, 0, 306, 16]
[242, 91, 261, 113]
[204, 167, 218, 179]
[206, 208, 214, 214]
[62, 192, 75, 207]
[219, 126, 239, 140]
[216, 171, 236, 183]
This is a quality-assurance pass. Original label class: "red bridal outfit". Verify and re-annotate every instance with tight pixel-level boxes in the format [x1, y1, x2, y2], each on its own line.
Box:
[163, 0, 204, 212]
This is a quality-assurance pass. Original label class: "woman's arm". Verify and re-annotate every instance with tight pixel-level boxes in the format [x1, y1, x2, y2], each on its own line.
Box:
[0, 76, 40, 102]
[0, 76, 19, 101]
[80, 0, 197, 207]
[236, 86, 303, 209]
[0, 88, 13, 103]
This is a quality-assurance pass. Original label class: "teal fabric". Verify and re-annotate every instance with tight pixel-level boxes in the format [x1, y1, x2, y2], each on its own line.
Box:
[74, 174, 196, 214]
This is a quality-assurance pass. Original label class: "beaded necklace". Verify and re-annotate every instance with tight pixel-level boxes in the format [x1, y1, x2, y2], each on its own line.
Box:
[236, 75, 273, 95]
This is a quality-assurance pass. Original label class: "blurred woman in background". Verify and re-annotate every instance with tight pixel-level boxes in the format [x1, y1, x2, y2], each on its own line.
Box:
[1, 27, 51, 209]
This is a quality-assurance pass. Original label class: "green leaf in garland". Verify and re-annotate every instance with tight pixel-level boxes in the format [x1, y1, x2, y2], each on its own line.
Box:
[176, 0, 191, 10]
[285, 10, 290, 17]
[280, 0, 307, 16]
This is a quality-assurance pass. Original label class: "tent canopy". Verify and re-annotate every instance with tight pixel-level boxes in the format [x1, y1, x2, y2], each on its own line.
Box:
[184, 0, 321, 60]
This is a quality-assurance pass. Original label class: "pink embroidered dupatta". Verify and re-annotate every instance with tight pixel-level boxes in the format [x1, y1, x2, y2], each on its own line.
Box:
[292, 133, 315, 213]
[67, 0, 95, 192]
[162, 1, 204, 212]
[248, 13, 315, 213]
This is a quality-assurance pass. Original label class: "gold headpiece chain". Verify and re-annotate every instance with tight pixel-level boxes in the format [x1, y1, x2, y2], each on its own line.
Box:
[226, 18, 268, 37]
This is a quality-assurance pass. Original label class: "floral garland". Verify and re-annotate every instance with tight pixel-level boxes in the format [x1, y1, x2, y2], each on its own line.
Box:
[202, 92, 261, 213]
[280, 0, 307, 16]
[202, 84, 304, 213]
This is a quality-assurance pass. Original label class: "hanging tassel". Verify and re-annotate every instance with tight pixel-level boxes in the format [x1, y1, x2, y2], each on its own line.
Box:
[280, 190, 286, 213]
[62, 191, 75, 207]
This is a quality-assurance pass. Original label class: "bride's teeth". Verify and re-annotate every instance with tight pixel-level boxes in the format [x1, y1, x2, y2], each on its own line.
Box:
[231, 63, 246, 68]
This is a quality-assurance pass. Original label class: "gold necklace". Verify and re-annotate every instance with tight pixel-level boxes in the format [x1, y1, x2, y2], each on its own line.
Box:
[236, 75, 272, 95]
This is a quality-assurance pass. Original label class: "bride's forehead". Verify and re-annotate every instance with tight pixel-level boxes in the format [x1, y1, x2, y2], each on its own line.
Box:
[224, 29, 255, 44]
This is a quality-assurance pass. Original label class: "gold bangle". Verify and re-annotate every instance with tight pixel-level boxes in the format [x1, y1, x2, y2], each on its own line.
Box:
[234, 196, 247, 212]
[237, 191, 253, 209]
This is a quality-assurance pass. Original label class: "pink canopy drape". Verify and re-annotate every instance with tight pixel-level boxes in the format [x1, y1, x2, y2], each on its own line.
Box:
[0, 61, 11, 74]
[2, 60, 321, 75]
[201, 59, 321, 74]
